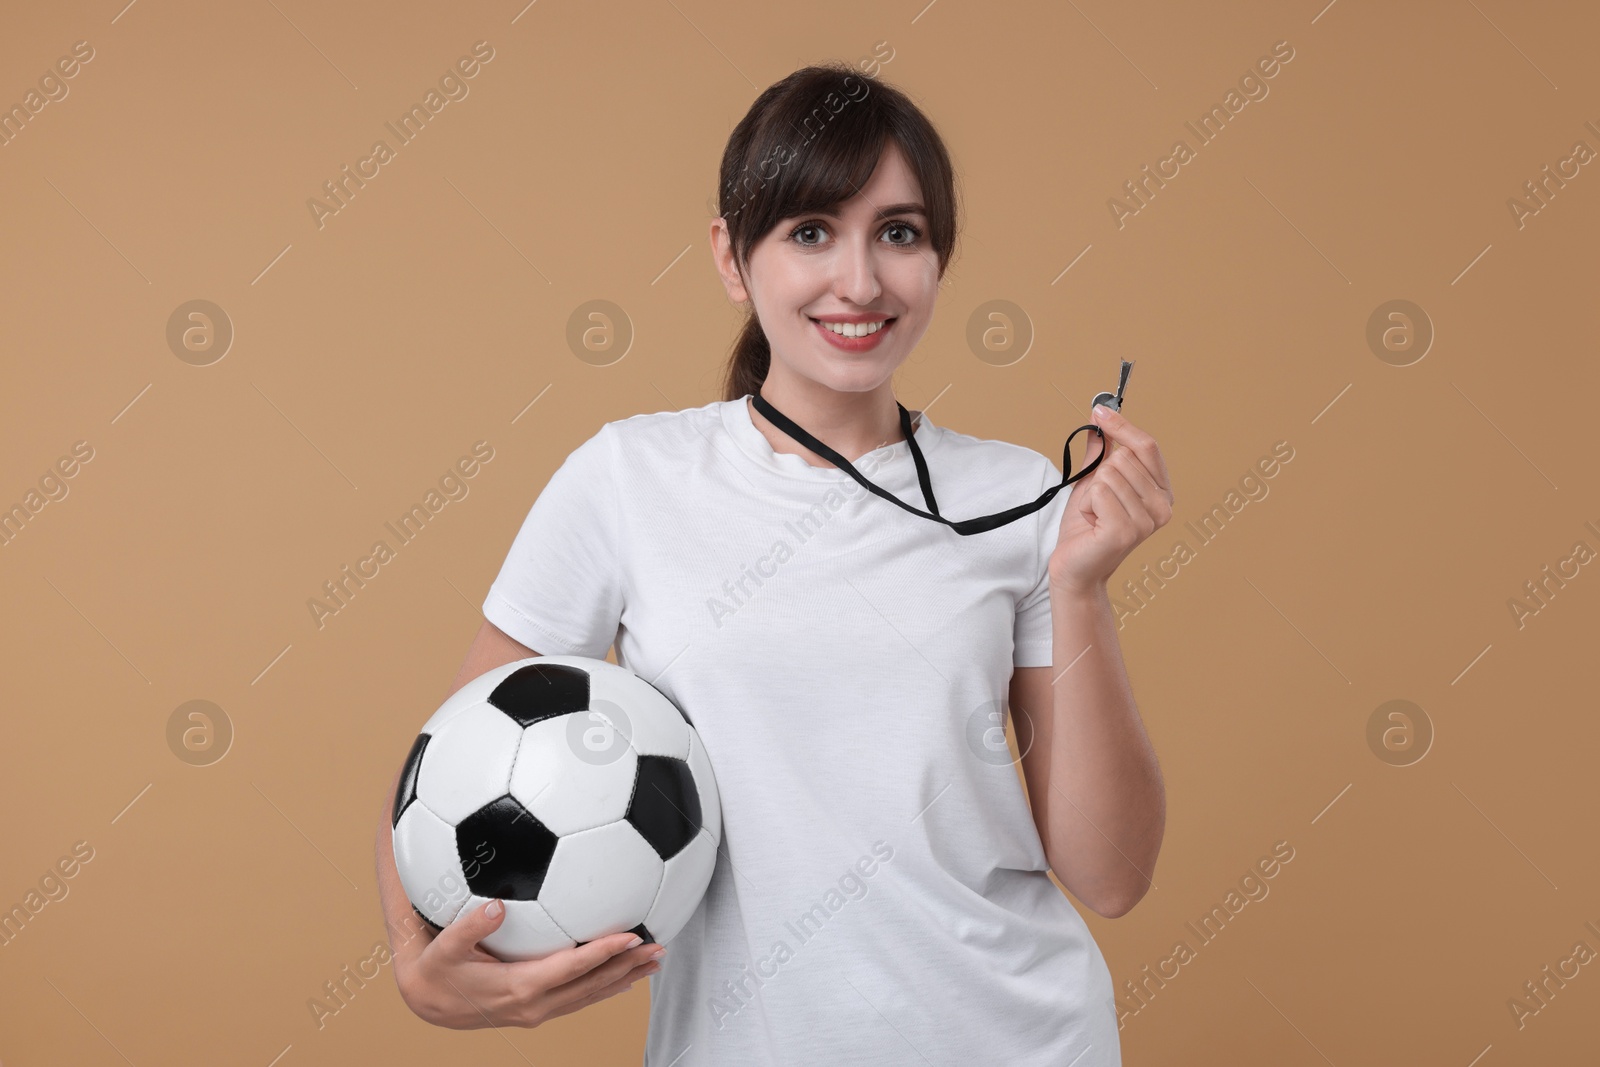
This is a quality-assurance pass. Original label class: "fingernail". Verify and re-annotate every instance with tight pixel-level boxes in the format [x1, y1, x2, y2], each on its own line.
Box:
[649, 946, 666, 960]
[487, 899, 504, 918]
[1093, 403, 1112, 421]
[626, 934, 644, 948]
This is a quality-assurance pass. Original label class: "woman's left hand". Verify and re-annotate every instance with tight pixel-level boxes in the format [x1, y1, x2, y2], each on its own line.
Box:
[1047, 403, 1175, 598]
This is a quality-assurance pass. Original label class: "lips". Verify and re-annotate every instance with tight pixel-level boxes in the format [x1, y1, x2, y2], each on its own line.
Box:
[810, 316, 895, 351]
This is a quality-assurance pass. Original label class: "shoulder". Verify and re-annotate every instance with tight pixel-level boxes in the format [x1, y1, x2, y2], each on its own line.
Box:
[560, 400, 727, 473]
[597, 398, 726, 447]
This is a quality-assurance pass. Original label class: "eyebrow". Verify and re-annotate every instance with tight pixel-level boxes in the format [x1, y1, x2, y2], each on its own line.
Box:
[815, 202, 927, 219]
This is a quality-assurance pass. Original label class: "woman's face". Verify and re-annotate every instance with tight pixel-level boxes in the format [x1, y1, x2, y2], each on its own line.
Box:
[713, 140, 942, 395]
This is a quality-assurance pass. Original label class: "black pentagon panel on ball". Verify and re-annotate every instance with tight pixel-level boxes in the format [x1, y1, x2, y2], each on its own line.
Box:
[626, 755, 702, 860]
[488, 662, 591, 728]
[576, 922, 653, 949]
[455, 795, 560, 900]
[392, 733, 430, 828]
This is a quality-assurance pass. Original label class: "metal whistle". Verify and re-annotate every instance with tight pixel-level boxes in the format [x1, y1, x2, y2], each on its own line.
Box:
[1091, 359, 1135, 414]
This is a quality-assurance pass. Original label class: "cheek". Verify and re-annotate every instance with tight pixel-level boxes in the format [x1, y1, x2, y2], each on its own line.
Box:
[751, 257, 827, 316]
[889, 257, 940, 307]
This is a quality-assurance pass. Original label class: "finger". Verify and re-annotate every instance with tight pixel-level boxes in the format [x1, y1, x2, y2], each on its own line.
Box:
[537, 940, 663, 1009]
[513, 930, 652, 990]
[1107, 449, 1174, 526]
[541, 952, 662, 1022]
[1094, 464, 1155, 540]
[557, 960, 661, 1017]
[1092, 406, 1171, 493]
[1095, 412, 1163, 490]
[1085, 466, 1137, 534]
[430, 897, 508, 961]
[482, 940, 654, 1029]
[1112, 415, 1170, 494]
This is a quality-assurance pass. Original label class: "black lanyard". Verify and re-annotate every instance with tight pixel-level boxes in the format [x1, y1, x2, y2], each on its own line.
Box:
[750, 393, 1106, 536]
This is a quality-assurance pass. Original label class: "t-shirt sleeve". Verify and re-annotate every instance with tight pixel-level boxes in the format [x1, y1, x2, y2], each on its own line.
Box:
[482, 423, 623, 659]
[1013, 455, 1075, 668]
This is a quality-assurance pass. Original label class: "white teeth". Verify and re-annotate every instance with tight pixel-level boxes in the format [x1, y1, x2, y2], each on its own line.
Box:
[815, 319, 888, 338]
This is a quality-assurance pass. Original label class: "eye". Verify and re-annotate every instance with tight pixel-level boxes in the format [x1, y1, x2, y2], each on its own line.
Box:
[883, 221, 923, 246]
[787, 221, 828, 247]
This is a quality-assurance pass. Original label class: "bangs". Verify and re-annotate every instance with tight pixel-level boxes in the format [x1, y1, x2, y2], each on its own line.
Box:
[729, 91, 889, 225]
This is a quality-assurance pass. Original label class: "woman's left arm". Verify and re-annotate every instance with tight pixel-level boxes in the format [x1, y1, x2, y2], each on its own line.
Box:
[1012, 403, 1174, 919]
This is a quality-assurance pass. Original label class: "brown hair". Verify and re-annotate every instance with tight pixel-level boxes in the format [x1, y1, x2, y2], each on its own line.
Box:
[716, 63, 961, 402]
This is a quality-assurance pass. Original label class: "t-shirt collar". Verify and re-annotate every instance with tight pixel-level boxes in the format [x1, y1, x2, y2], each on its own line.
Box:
[720, 393, 934, 480]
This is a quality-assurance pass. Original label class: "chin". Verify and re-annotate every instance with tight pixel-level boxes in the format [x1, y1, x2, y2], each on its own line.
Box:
[812, 365, 898, 394]
[808, 348, 905, 385]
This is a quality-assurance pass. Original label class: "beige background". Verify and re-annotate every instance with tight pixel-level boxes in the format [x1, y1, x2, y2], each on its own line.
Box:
[2, 0, 1596, 1063]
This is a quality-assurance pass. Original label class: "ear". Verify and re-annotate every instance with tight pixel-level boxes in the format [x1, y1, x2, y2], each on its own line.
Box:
[709, 217, 750, 304]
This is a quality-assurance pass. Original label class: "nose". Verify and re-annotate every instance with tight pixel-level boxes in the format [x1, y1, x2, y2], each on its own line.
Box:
[832, 228, 882, 307]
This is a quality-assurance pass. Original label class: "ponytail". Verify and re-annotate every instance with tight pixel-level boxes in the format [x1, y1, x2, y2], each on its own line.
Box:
[723, 312, 771, 401]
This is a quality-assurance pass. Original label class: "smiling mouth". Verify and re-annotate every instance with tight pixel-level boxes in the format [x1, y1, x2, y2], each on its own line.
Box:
[809, 317, 896, 338]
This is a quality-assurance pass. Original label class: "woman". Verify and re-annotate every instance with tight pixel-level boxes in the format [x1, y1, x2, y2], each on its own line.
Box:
[376, 63, 1172, 1065]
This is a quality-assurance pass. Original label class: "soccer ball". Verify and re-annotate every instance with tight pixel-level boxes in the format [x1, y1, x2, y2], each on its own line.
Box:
[391, 655, 721, 960]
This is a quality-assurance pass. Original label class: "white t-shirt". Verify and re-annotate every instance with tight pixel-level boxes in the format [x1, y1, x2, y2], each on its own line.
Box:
[483, 395, 1120, 1066]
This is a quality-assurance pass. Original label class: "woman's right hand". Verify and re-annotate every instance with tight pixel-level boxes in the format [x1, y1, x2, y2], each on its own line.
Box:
[396, 898, 666, 1029]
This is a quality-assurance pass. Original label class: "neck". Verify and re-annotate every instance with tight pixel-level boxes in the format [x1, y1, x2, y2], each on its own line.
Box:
[749, 375, 919, 469]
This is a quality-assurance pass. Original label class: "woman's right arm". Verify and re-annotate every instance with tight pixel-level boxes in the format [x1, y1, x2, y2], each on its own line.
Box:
[375, 619, 665, 1029]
